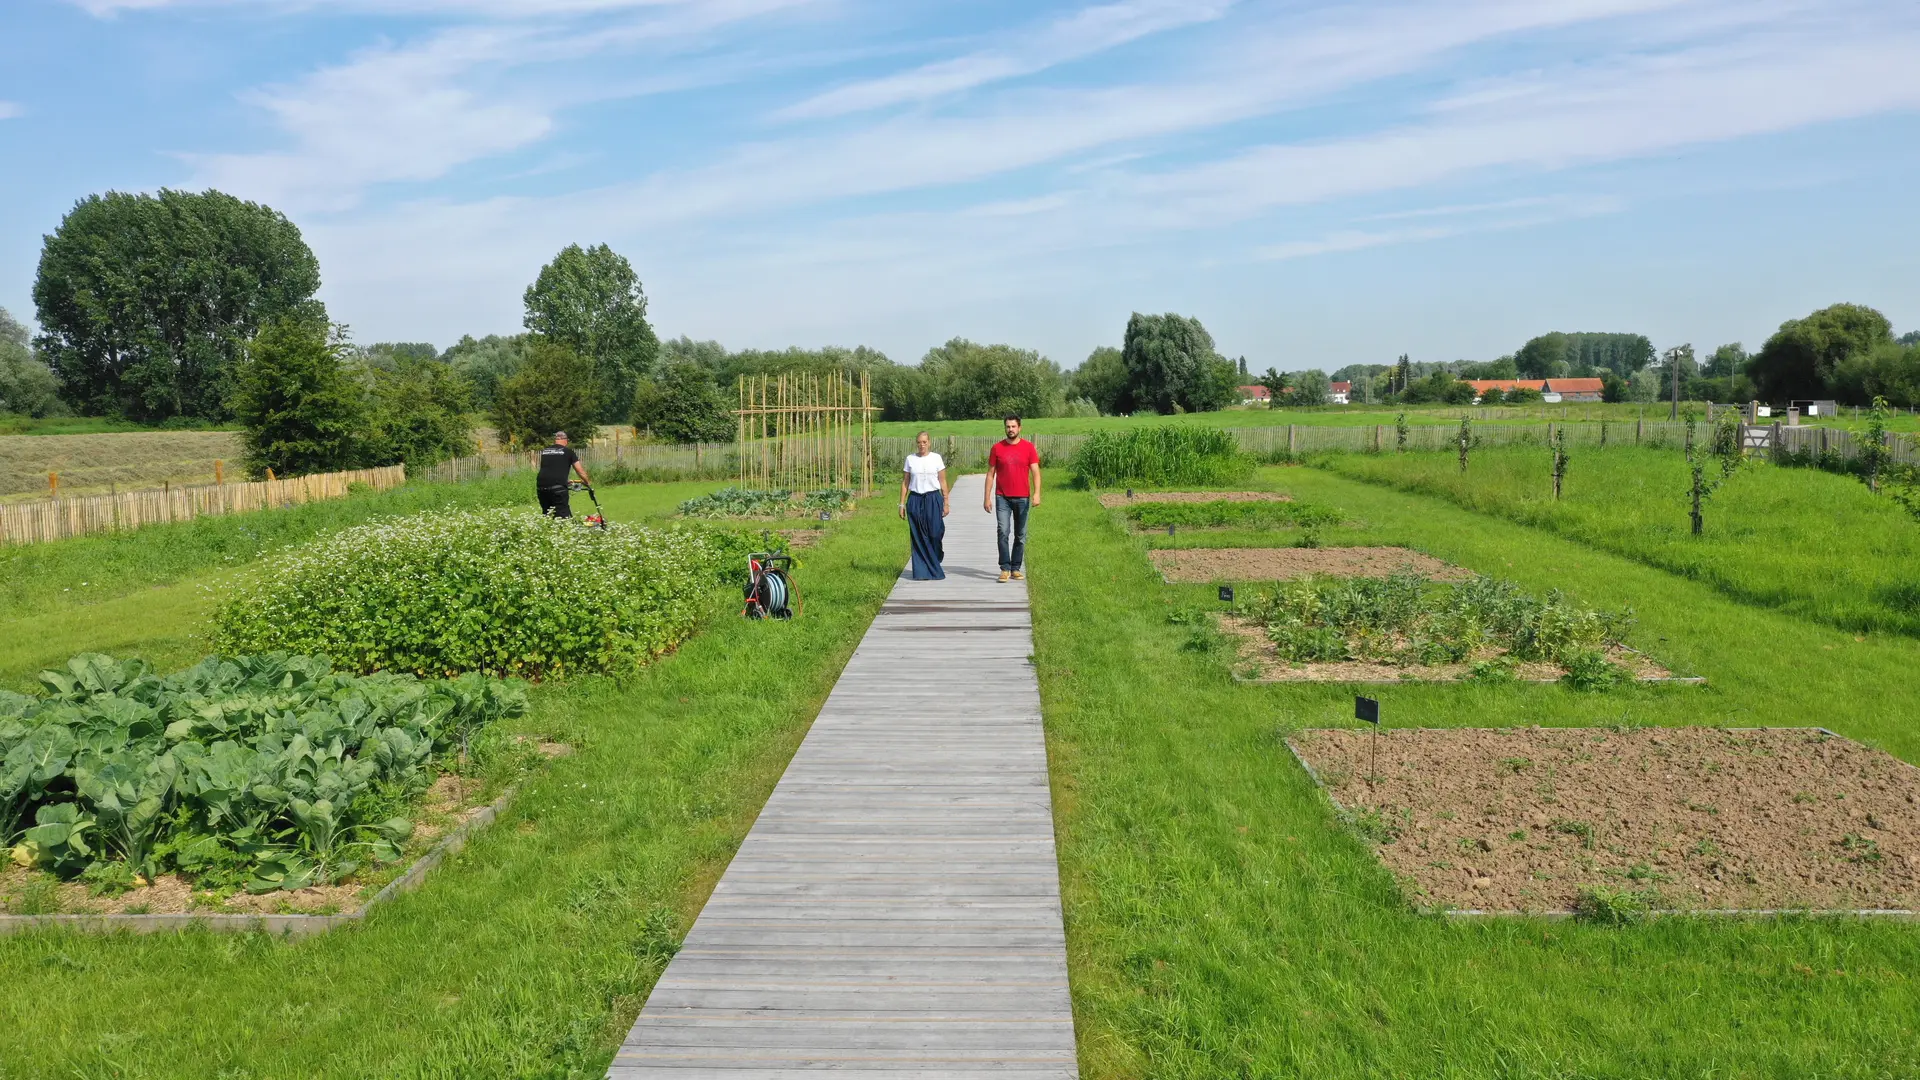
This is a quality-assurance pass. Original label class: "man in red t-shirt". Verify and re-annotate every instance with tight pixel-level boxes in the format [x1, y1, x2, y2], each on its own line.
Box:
[982, 415, 1041, 582]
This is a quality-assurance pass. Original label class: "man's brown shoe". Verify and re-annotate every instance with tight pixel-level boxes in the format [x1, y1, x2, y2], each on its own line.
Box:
[1012, 571, 1025, 580]
[998, 571, 1012, 583]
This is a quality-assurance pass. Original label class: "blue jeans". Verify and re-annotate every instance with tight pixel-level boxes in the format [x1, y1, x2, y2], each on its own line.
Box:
[994, 495, 1030, 572]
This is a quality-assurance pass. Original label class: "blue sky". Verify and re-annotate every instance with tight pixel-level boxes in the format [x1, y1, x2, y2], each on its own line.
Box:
[2, 0, 1918, 372]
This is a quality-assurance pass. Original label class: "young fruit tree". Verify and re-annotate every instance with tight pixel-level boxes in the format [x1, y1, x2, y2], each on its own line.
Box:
[1395, 412, 1409, 452]
[1683, 408, 1745, 536]
[1860, 396, 1893, 495]
[1456, 414, 1472, 473]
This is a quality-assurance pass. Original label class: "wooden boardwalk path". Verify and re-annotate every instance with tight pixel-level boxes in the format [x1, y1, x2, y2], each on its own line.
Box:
[609, 474, 1078, 1078]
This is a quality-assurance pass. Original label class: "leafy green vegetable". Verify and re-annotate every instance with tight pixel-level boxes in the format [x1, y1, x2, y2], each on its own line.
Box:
[1239, 571, 1635, 669]
[0, 652, 524, 891]
[677, 487, 853, 518]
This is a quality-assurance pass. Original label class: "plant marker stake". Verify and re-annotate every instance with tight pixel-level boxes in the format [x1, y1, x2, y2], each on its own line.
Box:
[1168, 523, 1176, 537]
[1355, 696, 1380, 788]
[1219, 585, 1234, 603]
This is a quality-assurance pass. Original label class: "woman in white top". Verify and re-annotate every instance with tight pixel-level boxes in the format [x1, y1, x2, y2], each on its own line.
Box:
[899, 431, 950, 580]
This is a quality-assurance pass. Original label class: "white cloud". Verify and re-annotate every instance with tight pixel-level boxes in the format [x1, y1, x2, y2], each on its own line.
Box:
[1129, 31, 1920, 225]
[1254, 195, 1623, 260]
[70, 0, 697, 16]
[177, 0, 817, 212]
[0, 102, 23, 120]
[777, 0, 1236, 120]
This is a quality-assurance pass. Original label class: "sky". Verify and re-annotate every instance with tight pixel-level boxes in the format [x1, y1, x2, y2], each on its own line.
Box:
[2, 0, 1918, 373]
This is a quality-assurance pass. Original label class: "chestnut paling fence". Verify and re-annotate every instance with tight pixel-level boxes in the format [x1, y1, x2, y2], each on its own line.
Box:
[0, 464, 406, 546]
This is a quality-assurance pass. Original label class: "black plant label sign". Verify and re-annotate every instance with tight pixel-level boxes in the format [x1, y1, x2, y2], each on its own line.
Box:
[1355, 696, 1380, 725]
[1219, 585, 1234, 603]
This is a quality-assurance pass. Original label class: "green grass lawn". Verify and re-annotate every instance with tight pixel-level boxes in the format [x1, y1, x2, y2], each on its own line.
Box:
[1032, 467, 1920, 1078]
[1320, 445, 1920, 639]
[0, 475, 545, 622]
[0, 482, 907, 1078]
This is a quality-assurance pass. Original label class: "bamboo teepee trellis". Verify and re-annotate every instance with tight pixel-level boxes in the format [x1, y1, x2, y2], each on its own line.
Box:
[736, 371, 879, 495]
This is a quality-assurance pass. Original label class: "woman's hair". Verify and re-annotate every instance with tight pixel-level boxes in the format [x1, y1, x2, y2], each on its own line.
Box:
[916, 430, 930, 440]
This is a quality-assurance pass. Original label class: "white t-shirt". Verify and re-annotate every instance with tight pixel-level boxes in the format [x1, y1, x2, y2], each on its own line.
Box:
[904, 451, 946, 494]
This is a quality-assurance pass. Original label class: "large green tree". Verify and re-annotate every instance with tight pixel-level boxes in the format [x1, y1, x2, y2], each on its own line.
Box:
[920, 338, 1065, 420]
[441, 333, 530, 409]
[522, 244, 658, 422]
[1121, 313, 1236, 413]
[631, 360, 735, 443]
[33, 189, 323, 422]
[232, 317, 365, 478]
[361, 357, 476, 467]
[491, 339, 601, 450]
[1067, 345, 1130, 416]
[0, 306, 64, 418]
[1750, 303, 1893, 402]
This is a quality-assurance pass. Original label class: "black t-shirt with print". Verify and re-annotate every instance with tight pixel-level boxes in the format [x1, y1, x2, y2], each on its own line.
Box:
[537, 444, 579, 489]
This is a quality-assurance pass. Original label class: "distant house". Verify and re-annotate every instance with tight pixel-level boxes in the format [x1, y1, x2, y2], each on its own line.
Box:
[1238, 385, 1271, 405]
[1467, 379, 1547, 403]
[1545, 378, 1605, 402]
[1465, 377, 1605, 404]
[1329, 381, 1352, 405]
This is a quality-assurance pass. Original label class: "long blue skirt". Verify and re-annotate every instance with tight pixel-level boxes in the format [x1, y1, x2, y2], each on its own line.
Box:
[907, 489, 946, 580]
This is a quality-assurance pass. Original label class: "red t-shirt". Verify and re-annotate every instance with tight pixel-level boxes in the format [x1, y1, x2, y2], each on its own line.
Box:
[988, 439, 1040, 497]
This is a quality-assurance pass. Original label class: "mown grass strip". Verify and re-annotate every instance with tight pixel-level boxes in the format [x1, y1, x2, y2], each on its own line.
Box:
[1032, 470, 1920, 1079]
[0, 483, 904, 1078]
[1322, 445, 1920, 639]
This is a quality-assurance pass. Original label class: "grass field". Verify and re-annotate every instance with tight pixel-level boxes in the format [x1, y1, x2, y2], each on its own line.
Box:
[0, 416, 240, 436]
[0, 481, 907, 1078]
[0, 429, 244, 499]
[870, 402, 1713, 438]
[1032, 467, 1920, 1078]
[1321, 444, 1920, 639]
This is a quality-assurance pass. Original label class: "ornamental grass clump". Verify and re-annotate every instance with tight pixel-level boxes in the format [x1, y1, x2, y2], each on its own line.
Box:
[1070, 426, 1255, 488]
[1239, 571, 1634, 670]
[216, 508, 742, 679]
[1, 652, 523, 894]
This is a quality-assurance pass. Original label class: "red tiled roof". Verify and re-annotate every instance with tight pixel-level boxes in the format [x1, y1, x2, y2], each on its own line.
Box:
[1545, 378, 1605, 393]
[1467, 379, 1547, 392]
[1237, 385, 1271, 398]
[1330, 381, 1352, 393]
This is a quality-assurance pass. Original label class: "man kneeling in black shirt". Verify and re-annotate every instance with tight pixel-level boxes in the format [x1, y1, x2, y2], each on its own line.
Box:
[536, 431, 593, 518]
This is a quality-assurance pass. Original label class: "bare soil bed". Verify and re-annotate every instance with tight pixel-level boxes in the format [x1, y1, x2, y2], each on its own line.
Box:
[1097, 490, 1293, 508]
[1290, 726, 1920, 913]
[1220, 614, 1670, 683]
[1151, 545, 1469, 583]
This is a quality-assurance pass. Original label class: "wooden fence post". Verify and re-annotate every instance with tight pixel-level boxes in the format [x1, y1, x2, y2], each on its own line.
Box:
[1635, 418, 1643, 444]
[49, 472, 57, 498]
[1287, 424, 1297, 456]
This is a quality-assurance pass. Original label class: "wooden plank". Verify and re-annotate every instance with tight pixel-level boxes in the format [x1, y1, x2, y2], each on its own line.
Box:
[609, 474, 1076, 1077]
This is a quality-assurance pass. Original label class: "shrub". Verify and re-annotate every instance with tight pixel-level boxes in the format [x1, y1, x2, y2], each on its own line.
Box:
[215, 509, 746, 678]
[1070, 426, 1255, 487]
[232, 316, 367, 479]
[1, 652, 523, 892]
